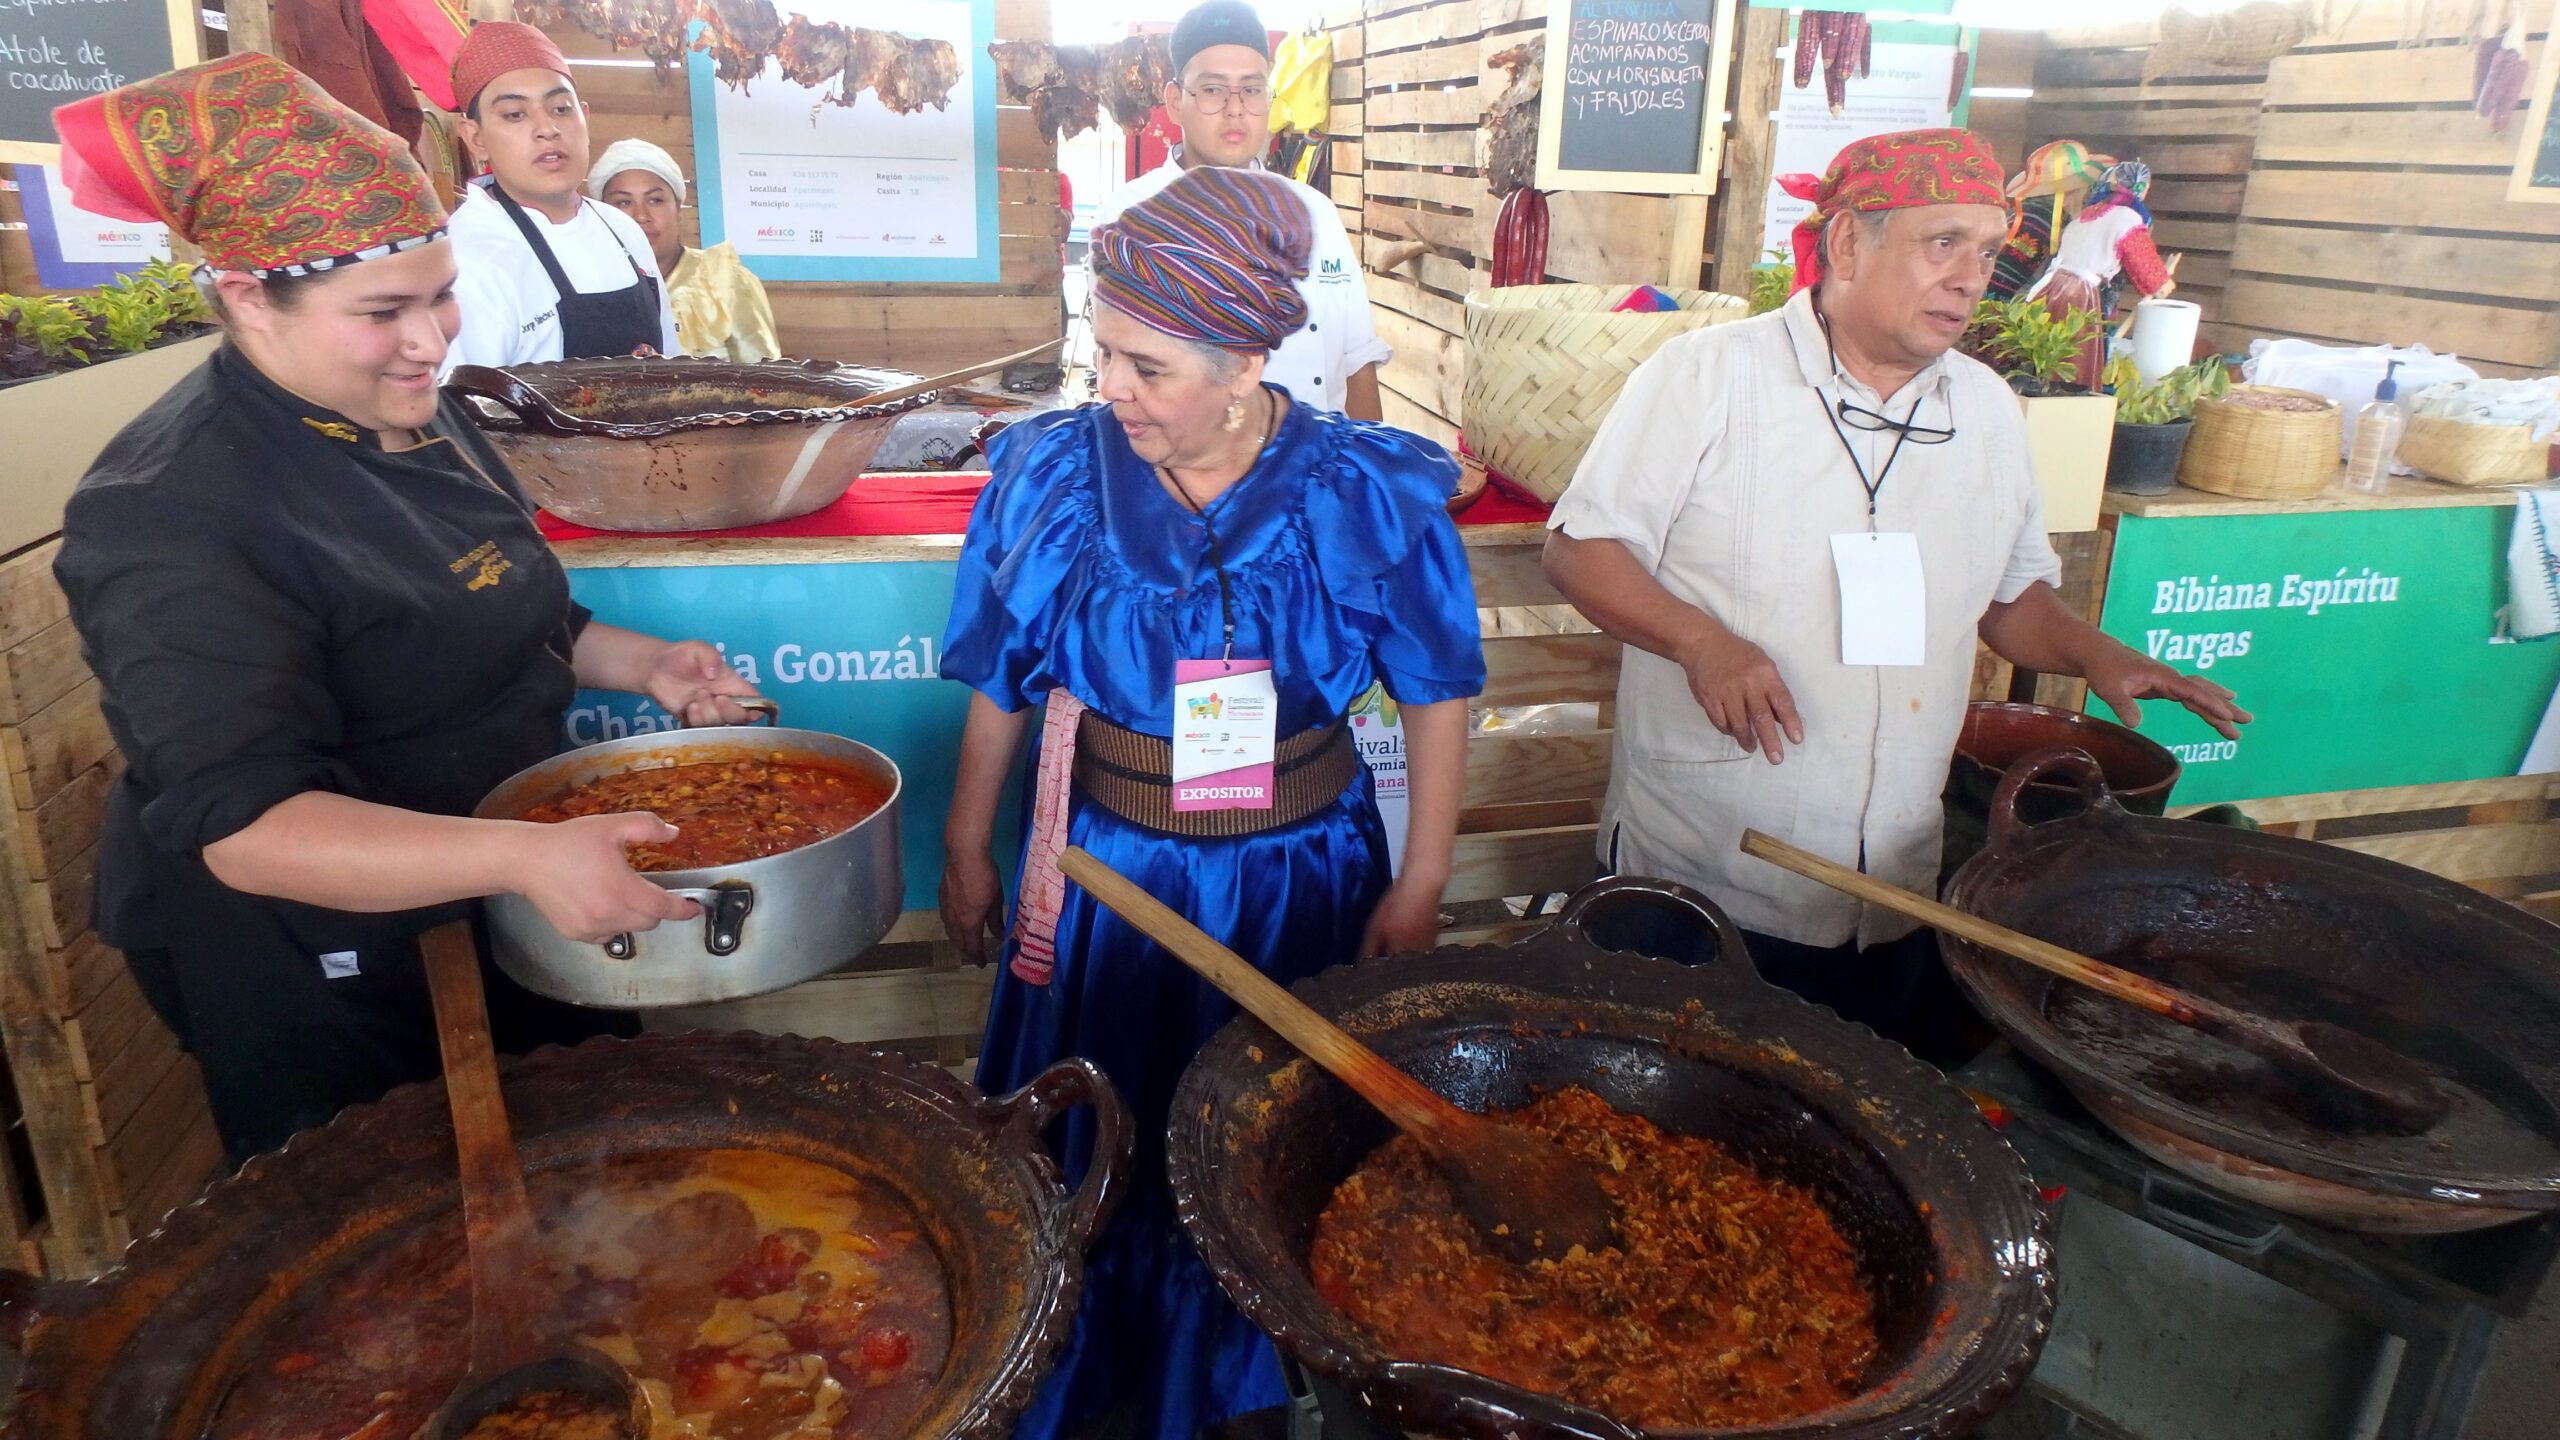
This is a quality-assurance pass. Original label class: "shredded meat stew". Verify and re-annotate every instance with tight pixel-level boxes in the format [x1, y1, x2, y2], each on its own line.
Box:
[1310, 1087, 1879, 1430]
[518, 757, 890, 871]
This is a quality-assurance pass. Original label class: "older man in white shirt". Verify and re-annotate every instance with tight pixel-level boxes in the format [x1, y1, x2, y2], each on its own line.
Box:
[1543, 128, 2248, 1048]
[1089, 0, 1388, 419]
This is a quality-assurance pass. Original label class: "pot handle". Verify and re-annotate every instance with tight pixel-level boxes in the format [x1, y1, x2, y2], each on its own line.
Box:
[602, 881, 754, 960]
[440, 366, 565, 430]
[1551, 875, 1752, 974]
[1370, 1362, 1643, 1440]
[1987, 743, 2128, 853]
[0, 1267, 62, 1351]
[986, 1057, 1130, 1253]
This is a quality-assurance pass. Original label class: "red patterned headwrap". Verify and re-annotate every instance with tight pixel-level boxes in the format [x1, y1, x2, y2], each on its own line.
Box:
[1090, 166, 1311, 354]
[1776, 127, 2006, 296]
[52, 54, 448, 279]
[451, 20, 573, 115]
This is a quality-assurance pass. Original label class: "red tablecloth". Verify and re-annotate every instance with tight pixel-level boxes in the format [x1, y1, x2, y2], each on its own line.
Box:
[534, 470, 1553, 543]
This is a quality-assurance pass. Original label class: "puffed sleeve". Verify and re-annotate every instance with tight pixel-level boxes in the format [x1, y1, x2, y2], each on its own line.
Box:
[1303, 421, 1486, 705]
[54, 483, 355, 854]
[939, 408, 1102, 711]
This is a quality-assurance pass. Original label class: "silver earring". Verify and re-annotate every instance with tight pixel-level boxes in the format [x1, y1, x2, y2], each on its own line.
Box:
[1222, 397, 1247, 432]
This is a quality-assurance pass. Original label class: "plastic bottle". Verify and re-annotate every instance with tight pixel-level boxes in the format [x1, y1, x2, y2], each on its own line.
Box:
[2344, 360, 2407, 494]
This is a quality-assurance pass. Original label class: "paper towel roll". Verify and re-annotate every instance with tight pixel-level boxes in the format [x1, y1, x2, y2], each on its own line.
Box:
[2131, 298, 2202, 382]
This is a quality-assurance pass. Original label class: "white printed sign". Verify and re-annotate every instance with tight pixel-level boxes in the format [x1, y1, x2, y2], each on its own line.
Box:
[1761, 42, 1961, 263]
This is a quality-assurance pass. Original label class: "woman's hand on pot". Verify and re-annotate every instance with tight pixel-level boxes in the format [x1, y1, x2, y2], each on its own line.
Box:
[1358, 880, 1445, 958]
[2086, 650, 2252, 740]
[941, 847, 1007, 966]
[644, 640, 763, 726]
[511, 813, 700, 944]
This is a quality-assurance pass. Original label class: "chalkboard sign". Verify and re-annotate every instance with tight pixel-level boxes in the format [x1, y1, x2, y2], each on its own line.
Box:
[1536, 0, 1737, 195]
[2511, 0, 2560, 204]
[0, 0, 197, 165]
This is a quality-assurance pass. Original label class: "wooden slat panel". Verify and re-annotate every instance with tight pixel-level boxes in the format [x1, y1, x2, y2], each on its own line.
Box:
[2216, 277, 2560, 369]
[123, 1103, 220, 1233]
[1461, 798, 1600, 834]
[771, 294, 1061, 370]
[1367, 86, 1485, 128]
[1333, 138, 1364, 174]
[1, 678, 114, 813]
[1366, 272, 1468, 336]
[26, 844, 94, 953]
[1330, 173, 1364, 209]
[1480, 631, 1618, 708]
[2032, 81, 2270, 106]
[1359, 166, 1488, 212]
[647, 965, 996, 1046]
[1362, 129, 1480, 169]
[1365, 199, 1486, 256]
[2152, 176, 2247, 217]
[0, 543, 67, 656]
[2149, 217, 2236, 253]
[65, 959, 146, 1091]
[1372, 306, 1465, 423]
[60, 929, 119, 1015]
[1446, 824, 1597, 904]
[93, 1052, 203, 1200]
[2242, 167, 2560, 237]
[1366, 38, 1487, 88]
[2314, 5, 2549, 45]
[2255, 108, 2529, 168]
[1462, 730, 1612, 808]
[1377, 385, 1458, 447]
[92, 1009, 184, 1153]
[1466, 545, 1564, 609]
[1542, 191, 1682, 287]
[2328, 822, 2560, 886]
[17, 759, 115, 884]
[1330, 61, 1365, 105]
[2031, 105, 2263, 138]
[2266, 40, 2542, 109]
[2230, 222, 2560, 304]
[2173, 775, 2559, 826]
[0, 621, 86, 728]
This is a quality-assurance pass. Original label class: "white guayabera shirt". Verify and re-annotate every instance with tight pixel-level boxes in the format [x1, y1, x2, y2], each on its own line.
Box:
[1549, 287, 2062, 948]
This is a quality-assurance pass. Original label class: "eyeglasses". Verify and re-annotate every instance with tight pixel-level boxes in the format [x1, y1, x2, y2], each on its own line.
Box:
[1835, 396, 1957, 444]
[1185, 83, 1271, 113]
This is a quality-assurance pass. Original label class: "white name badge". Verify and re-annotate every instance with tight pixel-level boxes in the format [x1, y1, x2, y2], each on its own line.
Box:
[1171, 658, 1279, 810]
[1830, 532, 1927, 667]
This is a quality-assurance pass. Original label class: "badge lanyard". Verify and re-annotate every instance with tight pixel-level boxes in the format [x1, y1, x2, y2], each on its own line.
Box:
[1817, 388, 1925, 526]
[1160, 467, 1238, 661]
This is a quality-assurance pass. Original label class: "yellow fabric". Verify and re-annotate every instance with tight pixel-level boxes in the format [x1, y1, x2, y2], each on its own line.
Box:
[1267, 31, 1331, 135]
[668, 242, 782, 362]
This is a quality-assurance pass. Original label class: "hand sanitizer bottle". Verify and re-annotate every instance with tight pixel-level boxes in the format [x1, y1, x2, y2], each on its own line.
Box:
[2344, 360, 2406, 495]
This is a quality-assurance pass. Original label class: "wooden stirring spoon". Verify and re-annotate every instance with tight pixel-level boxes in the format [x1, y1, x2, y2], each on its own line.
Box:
[1058, 847, 1617, 1263]
[1739, 830, 2449, 1133]
[418, 922, 648, 1440]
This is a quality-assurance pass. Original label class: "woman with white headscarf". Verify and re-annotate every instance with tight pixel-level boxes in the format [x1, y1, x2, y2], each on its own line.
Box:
[588, 137, 782, 362]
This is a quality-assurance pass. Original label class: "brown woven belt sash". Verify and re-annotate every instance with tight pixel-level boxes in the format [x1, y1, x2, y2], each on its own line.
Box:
[1073, 709, 1359, 837]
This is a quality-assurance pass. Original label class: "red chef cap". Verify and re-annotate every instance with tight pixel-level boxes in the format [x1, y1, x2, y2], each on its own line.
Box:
[451, 20, 573, 115]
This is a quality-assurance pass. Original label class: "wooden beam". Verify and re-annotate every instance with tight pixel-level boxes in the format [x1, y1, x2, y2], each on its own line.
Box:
[1712, 4, 1786, 292]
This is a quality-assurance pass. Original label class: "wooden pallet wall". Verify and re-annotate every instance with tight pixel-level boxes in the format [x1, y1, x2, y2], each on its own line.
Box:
[1321, 0, 1767, 450]
[2033, 3, 2560, 376]
[539, 0, 1065, 377]
[0, 542, 218, 1278]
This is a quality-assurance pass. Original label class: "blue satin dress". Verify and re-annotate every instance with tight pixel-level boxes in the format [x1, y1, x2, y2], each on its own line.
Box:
[942, 395, 1486, 1440]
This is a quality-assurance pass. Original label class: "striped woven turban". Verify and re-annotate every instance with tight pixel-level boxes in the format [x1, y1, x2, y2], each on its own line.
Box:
[1090, 166, 1310, 354]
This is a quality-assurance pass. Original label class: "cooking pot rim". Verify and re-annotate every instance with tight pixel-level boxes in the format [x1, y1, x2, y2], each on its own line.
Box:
[1, 1031, 1123, 1440]
[1167, 932, 2057, 1440]
[445, 356, 937, 439]
[1944, 785, 2560, 1205]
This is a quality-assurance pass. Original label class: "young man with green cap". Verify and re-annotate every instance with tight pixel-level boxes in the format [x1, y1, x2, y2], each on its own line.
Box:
[1089, 0, 1388, 419]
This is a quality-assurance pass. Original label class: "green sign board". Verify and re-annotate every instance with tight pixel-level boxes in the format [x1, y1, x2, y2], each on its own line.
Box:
[2095, 505, 2560, 805]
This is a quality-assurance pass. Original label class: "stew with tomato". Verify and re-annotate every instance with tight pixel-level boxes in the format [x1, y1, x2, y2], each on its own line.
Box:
[518, 756, 890, 871]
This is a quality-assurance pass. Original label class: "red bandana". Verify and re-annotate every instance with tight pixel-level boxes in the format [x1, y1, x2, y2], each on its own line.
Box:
[451, 20, 573, 115]
[364, 0, 474, 111]
[52, 54, 447, 278]
[1776, 127, 2006, 295]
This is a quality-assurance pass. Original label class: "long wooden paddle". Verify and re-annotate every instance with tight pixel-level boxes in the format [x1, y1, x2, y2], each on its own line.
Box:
[1739, 829, 2447, 1132]
[1057, 847, 1618, 1263]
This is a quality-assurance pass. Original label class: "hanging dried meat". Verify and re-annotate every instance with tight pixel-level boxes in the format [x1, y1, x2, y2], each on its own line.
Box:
[1481, 37, 1543, 199]
[990, 36, 1175, 141]
[512, 0, 963, 112]
[2474, 15, 2529, 134]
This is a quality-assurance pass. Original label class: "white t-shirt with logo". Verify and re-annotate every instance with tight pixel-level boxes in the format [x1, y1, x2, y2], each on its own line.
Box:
[439, 178, 681, 377]
[1089, 155, 1390, 415]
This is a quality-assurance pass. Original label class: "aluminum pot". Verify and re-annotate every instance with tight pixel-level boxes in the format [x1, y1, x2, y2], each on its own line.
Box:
[1170, 878, 2054, 1440]
[472, 713, 901, 1008]
[0, 1032, 1127, 1440]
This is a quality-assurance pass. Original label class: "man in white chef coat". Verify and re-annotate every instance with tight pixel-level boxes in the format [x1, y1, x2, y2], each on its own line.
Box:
[1090, 0, 1388, 419]
[1542, 128, 2251, 1048]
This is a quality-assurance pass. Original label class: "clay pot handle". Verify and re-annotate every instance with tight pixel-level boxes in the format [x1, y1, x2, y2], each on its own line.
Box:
[441, 366, 567, 432]
[1987, 743, 2124, 853]
[985, 1057, 1130, 1253]
[0, 1267, 61, 1351]
[1373, 1361, 1643, 1440]
[1552, 875, 1752, 976]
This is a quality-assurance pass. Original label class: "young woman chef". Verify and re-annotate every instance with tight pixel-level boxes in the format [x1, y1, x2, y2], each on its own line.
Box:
[437, 22, 680, 373]
[50, 54, 760, 1165]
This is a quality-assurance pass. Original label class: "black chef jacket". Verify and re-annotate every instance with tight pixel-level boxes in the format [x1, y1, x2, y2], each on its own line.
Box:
[54, 344, 624, 1162]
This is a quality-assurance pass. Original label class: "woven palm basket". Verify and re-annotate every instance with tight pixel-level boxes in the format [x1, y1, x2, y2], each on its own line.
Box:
[2397, 416, 2552, 486]
[1462, 284, 1750, 501]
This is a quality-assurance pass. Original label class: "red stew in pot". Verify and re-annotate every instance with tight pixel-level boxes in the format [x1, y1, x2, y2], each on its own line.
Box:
[213, 1150, 949, 1440]
[1310, 1086, 1879, 1430]
[517, 757, 889, 871]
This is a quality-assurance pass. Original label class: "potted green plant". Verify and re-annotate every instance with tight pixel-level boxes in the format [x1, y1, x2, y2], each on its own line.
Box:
[1969, 296, 2116, 532]
[2102, 353, 2229, 495]
[1747, 247, 1792, 316]
[0, 258, 222, 553]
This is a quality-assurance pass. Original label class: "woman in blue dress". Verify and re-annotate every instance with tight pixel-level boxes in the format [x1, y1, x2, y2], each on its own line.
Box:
[937, 165, 1486, 1440]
